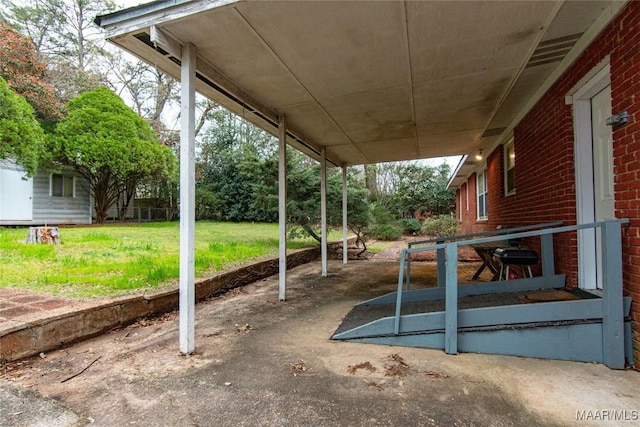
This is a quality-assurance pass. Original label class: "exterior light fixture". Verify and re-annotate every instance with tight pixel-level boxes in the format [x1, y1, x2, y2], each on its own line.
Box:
[606, 111, 629, 127]
[475, 149, 483, 161]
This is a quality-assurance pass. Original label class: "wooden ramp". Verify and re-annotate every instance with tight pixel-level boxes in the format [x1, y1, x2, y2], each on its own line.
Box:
[332, 287, 634, 366]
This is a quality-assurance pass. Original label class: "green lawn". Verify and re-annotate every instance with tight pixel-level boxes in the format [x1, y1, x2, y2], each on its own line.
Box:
[0, 222, 340, 298]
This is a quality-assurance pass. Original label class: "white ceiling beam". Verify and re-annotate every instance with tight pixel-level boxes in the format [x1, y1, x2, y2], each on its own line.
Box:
[150, 25, 182, 58]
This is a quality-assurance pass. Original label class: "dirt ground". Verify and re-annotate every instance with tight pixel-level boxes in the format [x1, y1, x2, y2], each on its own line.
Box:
[1, 260, 639, 427]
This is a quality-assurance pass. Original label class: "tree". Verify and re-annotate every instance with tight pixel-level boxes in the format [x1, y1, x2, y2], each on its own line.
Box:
[0, 76, 45, 175]
[333, 172, 371, 252]
[2, 0, 115, 71]
[51, 87, 177, 223]
[2, 0, 113, 106]
[196, 107, 279, 222]
[52, 0, 115, 71]
[1, 0, 66, 55]
[104, 53, 179, 122]
[284, 151, 371, 243]
[369, 161, 455, 218]
[46, 58, 104, 103]
[0, 19, 63, 124]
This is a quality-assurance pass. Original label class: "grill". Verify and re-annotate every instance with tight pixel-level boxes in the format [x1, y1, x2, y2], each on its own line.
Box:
[493, 248, 539, 280]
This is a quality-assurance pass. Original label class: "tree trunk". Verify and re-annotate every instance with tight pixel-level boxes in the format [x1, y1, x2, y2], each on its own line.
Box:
[302, 224, 321, 242]
[25, 227, 60, 244]
[364, 164, 378, 197]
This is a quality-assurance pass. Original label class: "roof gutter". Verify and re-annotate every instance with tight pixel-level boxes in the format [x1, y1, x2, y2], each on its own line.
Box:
[447, 155, 467, 190]
[94, 0, 189, 27]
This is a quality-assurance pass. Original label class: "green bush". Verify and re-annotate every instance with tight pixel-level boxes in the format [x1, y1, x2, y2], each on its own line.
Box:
[368, 223, 403, 240]
[367, 204, 403, 240]
[421, 215, 458, 238]
[195, 187, 220, 220]
[399, 218, 422, 235]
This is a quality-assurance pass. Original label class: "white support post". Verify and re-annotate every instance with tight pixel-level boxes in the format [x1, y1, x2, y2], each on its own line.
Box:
[179, 43, 196, 355]
[278, 116, 287, 301]
[342, 164, 348, 264]
[321, 147, 328, 277]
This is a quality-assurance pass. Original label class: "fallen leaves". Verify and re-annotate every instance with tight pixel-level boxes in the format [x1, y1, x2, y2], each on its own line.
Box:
[227, 288, 247, 297]
[384, 353, 410, 377]
[347, 361, 377, 375]
[425, 370, 450, 379]
[127, 313, 176, 330]
[235, 323, 253, 333]
[346, 353, 451, 391]
[284, 360, 308, 376]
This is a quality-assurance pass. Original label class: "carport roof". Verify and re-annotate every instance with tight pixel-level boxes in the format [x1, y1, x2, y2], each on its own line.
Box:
[96, 0, 620, 167]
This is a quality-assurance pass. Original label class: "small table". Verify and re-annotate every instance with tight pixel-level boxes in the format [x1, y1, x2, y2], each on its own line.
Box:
[471, 242, 504, 281]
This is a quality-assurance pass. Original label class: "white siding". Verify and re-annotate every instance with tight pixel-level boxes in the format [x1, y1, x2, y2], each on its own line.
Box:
[32, 168, 92, 225]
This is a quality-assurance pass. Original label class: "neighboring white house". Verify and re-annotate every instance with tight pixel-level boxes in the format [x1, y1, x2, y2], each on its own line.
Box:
[0, 160, 92, 225]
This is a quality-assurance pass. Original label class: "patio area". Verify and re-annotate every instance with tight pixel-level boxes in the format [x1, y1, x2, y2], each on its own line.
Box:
[2, 259, 639, 426]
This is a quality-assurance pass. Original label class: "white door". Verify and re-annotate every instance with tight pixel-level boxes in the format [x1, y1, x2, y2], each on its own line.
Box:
[0, 168, 33, 221]
[591, 85, 615, 289]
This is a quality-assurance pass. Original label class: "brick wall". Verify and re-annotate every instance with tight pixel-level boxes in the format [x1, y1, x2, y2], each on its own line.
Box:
[473, 1, 640, 363]
[609, 3, 640, 365]
[456, 173, 491, 235]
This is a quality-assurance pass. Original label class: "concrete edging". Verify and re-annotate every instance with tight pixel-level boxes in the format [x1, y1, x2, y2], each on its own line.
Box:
[1, 241, 353, 362]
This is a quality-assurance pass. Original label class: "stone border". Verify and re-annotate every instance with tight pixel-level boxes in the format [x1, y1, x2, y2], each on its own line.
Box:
[1, 241, 352, 362]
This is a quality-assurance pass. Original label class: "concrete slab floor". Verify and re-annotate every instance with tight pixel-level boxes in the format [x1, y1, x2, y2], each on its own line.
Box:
[1, 260, 639, 427]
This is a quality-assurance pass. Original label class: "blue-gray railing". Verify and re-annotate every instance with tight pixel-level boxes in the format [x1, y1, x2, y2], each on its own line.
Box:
[395, 219, 629, 368]
[405, 221, 564, 289]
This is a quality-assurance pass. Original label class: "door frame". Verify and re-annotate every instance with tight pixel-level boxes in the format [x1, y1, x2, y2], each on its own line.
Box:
[572, 64, 611, 289]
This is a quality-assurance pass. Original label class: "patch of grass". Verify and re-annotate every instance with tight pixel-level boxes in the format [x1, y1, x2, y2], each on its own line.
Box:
[77, 232, 117, 242]
[0, 223, 343, 298]
[366, 240, 396, 254]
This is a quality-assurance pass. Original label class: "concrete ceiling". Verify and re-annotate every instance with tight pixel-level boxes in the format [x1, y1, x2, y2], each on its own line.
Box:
[96, 0, 617, 167]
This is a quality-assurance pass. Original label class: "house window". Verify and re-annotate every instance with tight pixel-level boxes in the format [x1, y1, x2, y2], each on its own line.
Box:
[51, 174, 75, 197]
[477, 169, 488, 220]
[504, 139, 516, 195]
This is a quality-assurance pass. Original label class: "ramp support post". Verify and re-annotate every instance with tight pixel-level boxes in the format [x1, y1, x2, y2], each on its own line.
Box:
[437, 239, 446, 287]
[445, 243, 458, 354]
[601, 221, 625, 368]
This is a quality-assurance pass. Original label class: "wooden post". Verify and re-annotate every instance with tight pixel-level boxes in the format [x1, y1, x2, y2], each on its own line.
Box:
[540, 233, 555, 277]
[278, 115, 287, 301]
[406, 246, 411, 290]
[445, 243, 458, 354]
[437, 239, 446, 287]
[179, 42, 196, 355]
[394, 250, 407, 335]
[342, 164, 348, 265]
[320, 147, 327, 277]
[601, 220, 625, 368]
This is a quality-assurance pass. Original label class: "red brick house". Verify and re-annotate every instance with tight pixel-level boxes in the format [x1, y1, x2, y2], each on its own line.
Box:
[449, 1, 640, 363]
